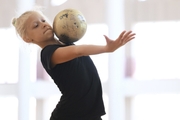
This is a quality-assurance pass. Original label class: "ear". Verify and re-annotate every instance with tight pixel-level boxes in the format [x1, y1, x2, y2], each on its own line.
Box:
[23, 36, 32, 43]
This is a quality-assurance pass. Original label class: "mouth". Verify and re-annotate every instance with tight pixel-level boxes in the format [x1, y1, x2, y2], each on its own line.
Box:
[44, 28, 51, 34]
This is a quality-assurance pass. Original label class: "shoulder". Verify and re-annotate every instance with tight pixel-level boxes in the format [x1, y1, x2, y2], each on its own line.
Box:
[41, 44, 75, 69]
[41, 44, 63, 70]
[41, 43, 74, 55]
[41, 44, 61, 55]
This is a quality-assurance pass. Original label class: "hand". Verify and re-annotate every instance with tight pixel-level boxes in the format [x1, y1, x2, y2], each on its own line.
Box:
[103, 30, 135, 52]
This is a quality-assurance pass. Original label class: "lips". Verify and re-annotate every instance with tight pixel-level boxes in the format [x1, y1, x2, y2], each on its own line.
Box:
[44, 28, 51, 34]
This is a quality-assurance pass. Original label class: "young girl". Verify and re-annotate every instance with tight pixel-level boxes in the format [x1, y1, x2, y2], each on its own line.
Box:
[12, 10, 135, 120]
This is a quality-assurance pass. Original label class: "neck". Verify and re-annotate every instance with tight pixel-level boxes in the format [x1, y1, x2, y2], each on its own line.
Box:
[38, 38, 65, 48]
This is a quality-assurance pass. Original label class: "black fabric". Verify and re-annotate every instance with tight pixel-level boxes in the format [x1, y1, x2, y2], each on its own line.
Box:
[41, 44, 106, 120]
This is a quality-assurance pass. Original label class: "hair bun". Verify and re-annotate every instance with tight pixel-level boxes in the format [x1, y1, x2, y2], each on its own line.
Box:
[12, 18, 17, 26]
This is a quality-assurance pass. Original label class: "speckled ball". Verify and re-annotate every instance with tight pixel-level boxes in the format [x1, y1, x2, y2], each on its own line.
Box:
[53, 9, 87, 44]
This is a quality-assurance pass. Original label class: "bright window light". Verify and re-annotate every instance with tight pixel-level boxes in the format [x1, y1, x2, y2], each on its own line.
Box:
[51, 0, 67, 6]
[0, 96, 18, 120]
[131, 94, 180, 120]
[131, 21, 180, 80]
[0, 28, 19, 83]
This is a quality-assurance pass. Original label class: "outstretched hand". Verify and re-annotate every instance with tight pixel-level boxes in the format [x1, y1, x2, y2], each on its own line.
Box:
[103, 30, 135, 52]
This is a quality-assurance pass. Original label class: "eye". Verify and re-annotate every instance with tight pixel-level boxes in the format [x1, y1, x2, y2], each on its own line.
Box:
[34, 23, 38, 28]
[42, 19, 46, 22]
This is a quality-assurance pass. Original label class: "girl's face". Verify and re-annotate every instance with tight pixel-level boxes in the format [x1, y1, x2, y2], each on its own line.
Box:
[24, 12, 54, 44]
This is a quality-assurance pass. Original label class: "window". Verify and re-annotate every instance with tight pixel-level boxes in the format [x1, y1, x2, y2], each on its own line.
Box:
[127, 21, 180, 120]
[0, 28, 19, 83]
[0, 96, 18, 120]
[131, 21, 180, 80]
[131, 94, 180, 120]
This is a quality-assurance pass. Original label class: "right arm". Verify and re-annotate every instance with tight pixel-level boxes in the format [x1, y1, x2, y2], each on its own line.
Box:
[51, 30, 135, 66]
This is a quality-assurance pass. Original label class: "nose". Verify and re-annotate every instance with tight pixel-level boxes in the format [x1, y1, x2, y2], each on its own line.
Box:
[42, 22, 47, 28]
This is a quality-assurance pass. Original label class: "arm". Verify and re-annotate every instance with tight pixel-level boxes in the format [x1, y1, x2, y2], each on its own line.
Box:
[51, 30, 135, 66]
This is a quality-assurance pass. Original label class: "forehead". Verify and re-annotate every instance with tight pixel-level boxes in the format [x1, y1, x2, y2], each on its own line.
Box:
[25, 12, 44, 27]
[27, 12, 43, 22]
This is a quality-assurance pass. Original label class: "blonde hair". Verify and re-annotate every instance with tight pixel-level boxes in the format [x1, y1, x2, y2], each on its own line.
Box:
[12, 9, 49, 39]
[12, 11, 34, 39]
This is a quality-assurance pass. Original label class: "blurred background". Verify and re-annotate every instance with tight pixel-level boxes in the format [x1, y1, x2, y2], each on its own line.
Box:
[1, 0, 180, 120]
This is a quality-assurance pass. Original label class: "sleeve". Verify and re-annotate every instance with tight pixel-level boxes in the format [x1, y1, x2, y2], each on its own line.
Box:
[41, 45, 60, 70]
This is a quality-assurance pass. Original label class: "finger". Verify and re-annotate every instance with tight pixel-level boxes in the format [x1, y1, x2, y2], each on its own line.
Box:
[103, 35, 109, 41]
[123, 33, 136, 42]
[122, 31, 133, 40]
[125, 36, 135, 43]
[122, 34, 135, 44]
[118, 30, 126, 39]
[104, 35, 112, 44]
[103, 35, 107, 39]
[121, 31, 134, 43]
[127, 33, 136, 39]
[128, 36, 135, 41]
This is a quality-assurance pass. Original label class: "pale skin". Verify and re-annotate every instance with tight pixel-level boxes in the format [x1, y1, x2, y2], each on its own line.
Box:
[23, 12, 136, 67]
